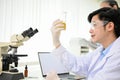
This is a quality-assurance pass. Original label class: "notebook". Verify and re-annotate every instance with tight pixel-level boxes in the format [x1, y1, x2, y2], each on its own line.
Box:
[38, 52, 81, 80]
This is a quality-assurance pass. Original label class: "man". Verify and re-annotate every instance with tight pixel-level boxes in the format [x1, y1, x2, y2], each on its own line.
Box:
[48, 7, 120, 80]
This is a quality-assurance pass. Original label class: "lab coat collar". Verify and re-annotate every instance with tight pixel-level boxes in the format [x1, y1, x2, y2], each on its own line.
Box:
[90, 37, 120, 73]
[106, 36, 120, 57]
[88, 47, 103, 73]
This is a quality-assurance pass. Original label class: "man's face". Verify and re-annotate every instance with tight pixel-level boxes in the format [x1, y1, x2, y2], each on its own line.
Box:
[89, 15, 109, 44]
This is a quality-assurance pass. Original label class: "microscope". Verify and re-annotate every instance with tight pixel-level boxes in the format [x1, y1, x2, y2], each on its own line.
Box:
[0, 27, 38, 80]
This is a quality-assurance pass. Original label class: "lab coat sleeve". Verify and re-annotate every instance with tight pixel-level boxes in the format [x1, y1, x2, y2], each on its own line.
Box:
[52, 45, 94, 76]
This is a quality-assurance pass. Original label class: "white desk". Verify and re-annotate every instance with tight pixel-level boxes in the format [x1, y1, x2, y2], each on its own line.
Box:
[18, 64, 44, 80]
[18, 64, 86, 80]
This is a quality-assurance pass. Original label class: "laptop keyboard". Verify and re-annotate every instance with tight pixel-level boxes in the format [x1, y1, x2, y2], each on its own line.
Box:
[59, 74, 86, 80]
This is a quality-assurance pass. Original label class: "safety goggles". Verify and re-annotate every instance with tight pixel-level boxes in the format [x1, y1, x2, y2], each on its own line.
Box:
[90, 20, 109, 29]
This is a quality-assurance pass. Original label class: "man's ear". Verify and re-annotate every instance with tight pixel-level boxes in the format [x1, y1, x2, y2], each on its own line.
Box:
[106, 22, 114, 31]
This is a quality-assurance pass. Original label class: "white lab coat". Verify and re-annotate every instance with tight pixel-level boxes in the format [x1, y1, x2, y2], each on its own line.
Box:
[52, 37, 120, 80]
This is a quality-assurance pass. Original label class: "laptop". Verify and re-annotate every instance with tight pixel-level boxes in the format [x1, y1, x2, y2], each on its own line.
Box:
[38, 52, 84, 80]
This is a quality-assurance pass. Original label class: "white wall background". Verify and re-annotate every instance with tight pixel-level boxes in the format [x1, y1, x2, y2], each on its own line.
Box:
[0, 0, 119, 63]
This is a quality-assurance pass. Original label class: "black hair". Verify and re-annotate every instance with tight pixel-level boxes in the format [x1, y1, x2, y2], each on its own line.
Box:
[102, 0, 119, 8]
[88, 7, 120, 38]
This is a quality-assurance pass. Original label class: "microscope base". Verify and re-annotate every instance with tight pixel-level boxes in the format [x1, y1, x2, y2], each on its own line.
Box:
[0, 71, 24, 80]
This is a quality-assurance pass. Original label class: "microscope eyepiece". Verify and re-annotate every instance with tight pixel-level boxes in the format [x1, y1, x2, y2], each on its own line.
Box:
[27, 29, 38, 38]
[22, 27, 38, 38]
[22, 27, 33, 37]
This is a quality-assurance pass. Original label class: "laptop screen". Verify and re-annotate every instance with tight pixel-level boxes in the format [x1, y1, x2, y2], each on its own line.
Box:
[38, 52, 69, 77]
